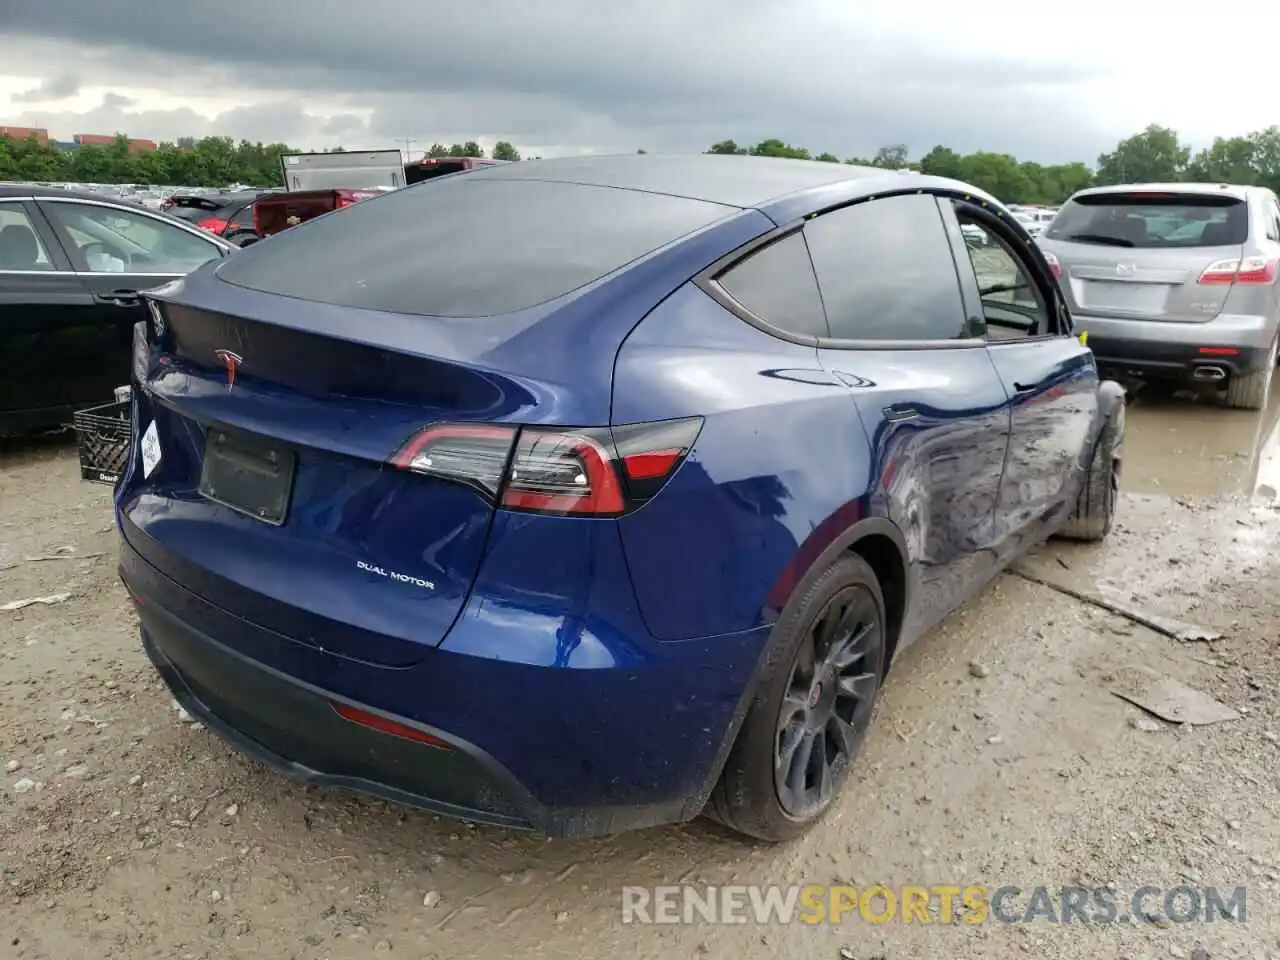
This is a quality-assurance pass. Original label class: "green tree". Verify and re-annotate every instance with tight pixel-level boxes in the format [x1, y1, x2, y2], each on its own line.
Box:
[1248, 126, 1280, 194]
[871, 144, 910, 170]
[1095, 124, 1189, 185]
[492, 140, 521, 161]
[748, 138, 809, 160]
[706, 139, 747, 155]
[426, 143, 450, 158]
[958, 152, 1032, 203]
[815, 152, 840, 163]
[918, 145, 964, 179]
[1186, 135, 1259, 186]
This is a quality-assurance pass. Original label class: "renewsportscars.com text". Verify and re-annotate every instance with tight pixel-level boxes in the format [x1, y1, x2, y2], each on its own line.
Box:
[621, 884, 1247, 926]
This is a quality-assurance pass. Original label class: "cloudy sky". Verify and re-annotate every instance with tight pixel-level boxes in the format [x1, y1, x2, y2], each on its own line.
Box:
[1, 1, 1276, 164]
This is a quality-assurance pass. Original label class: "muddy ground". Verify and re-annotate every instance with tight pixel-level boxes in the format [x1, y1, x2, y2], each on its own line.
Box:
[2, 386, 1280, 960]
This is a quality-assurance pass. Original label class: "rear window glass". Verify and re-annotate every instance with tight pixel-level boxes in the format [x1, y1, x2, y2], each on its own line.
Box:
[1045, 193, 1248, 248]
[218, 179, 732, 316]
[166, 198, 224, 221]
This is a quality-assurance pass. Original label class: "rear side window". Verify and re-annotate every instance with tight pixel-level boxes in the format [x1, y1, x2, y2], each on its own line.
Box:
[218, 179, 732, 317]
[714, 233, 828, 337]
[804, 194, 967, 341]
[1045, 193, 1249, 248]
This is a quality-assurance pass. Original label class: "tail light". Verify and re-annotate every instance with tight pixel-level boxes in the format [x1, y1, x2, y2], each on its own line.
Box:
[1042, 251, 1062, 279]
[336, 190, 378, 209]
[195, 217, 229, 235]
[1198, 257, 1279, 285]
[390, 418, 703, 516]
[252, 204, 263, 235]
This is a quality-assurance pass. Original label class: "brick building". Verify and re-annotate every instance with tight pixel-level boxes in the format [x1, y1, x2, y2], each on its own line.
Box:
[0, 125, 49, 145]
[73, 133, 158, 152]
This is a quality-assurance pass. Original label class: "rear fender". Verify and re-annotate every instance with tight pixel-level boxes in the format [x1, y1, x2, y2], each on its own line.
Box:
[687, 516, 910, 818]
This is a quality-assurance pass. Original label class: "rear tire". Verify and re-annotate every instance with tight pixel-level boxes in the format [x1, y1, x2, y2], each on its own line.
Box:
[1057, 401, 1124, 542]
[707, 554, 887, 842]
[1223, 339, 1276, 410]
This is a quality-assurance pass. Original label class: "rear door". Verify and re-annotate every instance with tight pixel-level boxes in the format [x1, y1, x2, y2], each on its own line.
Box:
[37, 197, 227, 401]
[947, 200, 1098, 555]
[0, 198, 106, 420]
[801, 193, 1013, 637]
[1041, 190, 1252, 323]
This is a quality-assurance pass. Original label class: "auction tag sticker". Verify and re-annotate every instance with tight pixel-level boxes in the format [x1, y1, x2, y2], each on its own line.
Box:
[140, 420, 161, 478]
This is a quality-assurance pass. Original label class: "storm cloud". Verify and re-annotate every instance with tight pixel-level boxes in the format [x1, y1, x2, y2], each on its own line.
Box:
[1, 0, 1273, 160]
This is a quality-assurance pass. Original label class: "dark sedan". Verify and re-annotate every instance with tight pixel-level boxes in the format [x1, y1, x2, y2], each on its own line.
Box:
[0, 186, 236, 435]
[162, 190, 278, 246]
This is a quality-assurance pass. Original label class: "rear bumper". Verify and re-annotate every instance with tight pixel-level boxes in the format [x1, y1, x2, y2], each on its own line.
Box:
[119, 526, 771, 838]
[1075, 312, 1276, 380]
[140, 599, 538, 829]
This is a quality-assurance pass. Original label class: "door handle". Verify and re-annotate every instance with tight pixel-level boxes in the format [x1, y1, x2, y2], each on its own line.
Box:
[1013, 382, 1037, 393]
[99, 289, 140, 306]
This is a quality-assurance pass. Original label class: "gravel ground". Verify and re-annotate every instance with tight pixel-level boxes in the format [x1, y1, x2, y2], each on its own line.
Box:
[2, 436, 1279, 960]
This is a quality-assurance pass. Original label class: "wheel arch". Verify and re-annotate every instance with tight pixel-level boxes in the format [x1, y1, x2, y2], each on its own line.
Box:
[800, 517, 911, 674]
[685, 516, 912, 823]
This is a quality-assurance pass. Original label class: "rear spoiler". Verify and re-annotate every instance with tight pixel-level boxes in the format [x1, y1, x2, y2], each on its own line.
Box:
[166, 196, 222, 211]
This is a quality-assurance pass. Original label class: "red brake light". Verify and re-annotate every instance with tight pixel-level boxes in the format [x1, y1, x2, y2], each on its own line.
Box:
[622, 450, 685, 481]
[390, 418, 703, 516]
[1042, 251, 1062, 279]
[335, 190, 378, 209]
[195, 217, 228, 235]
[1199, 257, 1278, 285]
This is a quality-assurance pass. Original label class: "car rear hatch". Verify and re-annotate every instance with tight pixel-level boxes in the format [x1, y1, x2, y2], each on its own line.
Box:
[165, 196, 232, 234]
[252, 190, 381, 236]
[120, 173, 744, 668]
[1041, 189, 1256, 323]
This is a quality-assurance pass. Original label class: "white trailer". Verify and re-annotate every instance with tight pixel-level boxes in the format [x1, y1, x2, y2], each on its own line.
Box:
[278, 150, 406, 191]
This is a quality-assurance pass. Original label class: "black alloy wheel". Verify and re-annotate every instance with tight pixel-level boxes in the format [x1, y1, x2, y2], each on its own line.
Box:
[774, 583, 885, 820]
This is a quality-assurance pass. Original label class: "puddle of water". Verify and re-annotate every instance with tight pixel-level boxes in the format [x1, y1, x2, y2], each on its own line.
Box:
[1122, 383, 1280, 499]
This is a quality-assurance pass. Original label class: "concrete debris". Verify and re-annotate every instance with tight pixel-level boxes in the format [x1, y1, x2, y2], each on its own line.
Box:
[2, 593, 72, 612]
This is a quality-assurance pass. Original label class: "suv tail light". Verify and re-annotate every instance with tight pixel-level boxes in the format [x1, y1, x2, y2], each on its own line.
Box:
[195, 217, 228, 235]
[1198, 257, 1279, 285]
[1041, 251, 1062, 279]
[335, 190, 379, 209]
[390, 418, 703, 516]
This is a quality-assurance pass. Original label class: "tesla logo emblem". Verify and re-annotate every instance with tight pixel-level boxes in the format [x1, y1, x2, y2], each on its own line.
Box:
[1116, 263, 1137, 278]
[213, 349, 243, 391]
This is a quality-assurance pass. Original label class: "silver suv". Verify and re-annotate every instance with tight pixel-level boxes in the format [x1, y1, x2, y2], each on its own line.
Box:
[1038, 183, 1280, 409]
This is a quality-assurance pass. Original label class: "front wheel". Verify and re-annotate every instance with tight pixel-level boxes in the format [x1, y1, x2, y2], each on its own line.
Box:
[1056, 402, 1124, 542]
[707, 554, 887, 842]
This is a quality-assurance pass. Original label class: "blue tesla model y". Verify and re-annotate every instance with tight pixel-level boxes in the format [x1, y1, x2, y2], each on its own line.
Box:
[116, 155, 1124, 841]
